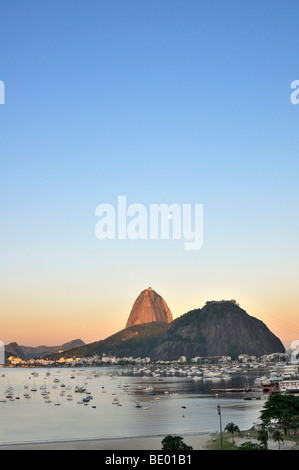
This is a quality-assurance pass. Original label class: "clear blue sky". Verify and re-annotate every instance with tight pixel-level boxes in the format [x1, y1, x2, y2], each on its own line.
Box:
[1, 0, 299, 346]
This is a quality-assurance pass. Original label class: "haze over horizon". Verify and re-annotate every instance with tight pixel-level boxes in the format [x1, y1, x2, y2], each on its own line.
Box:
[1, 1, 299, 349]
[2, 291, 296, 351]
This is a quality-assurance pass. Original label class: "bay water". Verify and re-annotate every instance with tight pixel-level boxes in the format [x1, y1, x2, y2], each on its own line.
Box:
[0, 367, 265, 445]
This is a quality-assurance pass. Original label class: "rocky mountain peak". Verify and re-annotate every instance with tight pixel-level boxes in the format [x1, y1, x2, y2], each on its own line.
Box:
[126, 287, 173, 328]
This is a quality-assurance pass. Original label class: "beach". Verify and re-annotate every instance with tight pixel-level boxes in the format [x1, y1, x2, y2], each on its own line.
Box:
[0, 433, 212, 450]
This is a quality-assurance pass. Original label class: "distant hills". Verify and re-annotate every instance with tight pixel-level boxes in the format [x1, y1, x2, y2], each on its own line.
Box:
[5, 339, 85, 360]
[50, 300, 285, 361]
[50, 323, 169, 361]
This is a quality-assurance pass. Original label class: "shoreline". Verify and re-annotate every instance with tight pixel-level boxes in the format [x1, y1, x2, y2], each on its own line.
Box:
[0, 433, 213, 450]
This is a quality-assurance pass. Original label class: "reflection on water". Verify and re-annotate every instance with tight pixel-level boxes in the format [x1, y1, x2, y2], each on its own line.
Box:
[0, 367, 265, 445]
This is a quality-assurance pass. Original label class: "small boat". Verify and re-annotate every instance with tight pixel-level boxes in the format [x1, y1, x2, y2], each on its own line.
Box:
[82, 397, 91, 403]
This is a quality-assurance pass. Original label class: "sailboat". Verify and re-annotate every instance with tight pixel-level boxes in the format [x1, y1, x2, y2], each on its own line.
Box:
[31, 377, 37, 392]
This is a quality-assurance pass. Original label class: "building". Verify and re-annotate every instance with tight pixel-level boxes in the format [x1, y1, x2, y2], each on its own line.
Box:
[279, 380, 299, 393]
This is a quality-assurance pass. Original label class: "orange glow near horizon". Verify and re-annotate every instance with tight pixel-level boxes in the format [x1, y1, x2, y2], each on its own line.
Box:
[1, 290, 298, 350]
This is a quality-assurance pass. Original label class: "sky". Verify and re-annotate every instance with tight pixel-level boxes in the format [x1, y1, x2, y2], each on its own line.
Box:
[0, 0, 299, 348]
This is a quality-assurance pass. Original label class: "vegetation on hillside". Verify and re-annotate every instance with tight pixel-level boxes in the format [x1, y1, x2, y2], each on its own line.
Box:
[161, 435, 193, 450]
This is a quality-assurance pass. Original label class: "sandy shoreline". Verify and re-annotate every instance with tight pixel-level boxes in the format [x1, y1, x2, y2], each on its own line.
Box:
[0, 433, 212, 450]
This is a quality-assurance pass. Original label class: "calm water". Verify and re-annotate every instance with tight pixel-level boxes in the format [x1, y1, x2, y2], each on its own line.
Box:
[0, 367, 265, 445]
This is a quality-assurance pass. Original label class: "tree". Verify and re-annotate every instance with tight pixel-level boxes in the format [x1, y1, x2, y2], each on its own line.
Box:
[161, 435, 193, 450]
[224, 422, 240, 443]
[260, 393, 299, 435]
[257, 427, 269, 449]
[289, 414, 299, 433]
[273, 429, 284, 450]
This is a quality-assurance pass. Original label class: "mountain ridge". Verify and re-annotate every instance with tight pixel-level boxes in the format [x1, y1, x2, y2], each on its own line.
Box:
[5, 339, 85, 360]
[49, 300, 285, 361]
[150, 301, 285, 360]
